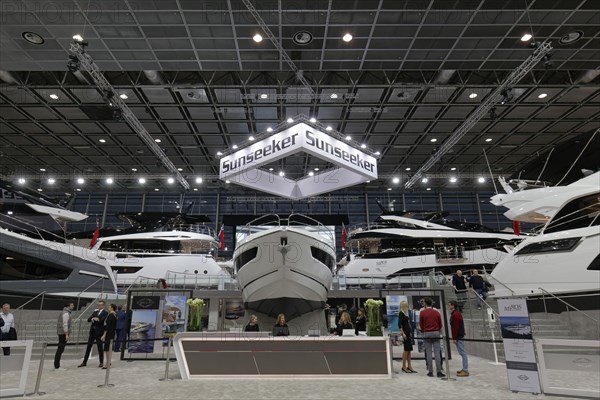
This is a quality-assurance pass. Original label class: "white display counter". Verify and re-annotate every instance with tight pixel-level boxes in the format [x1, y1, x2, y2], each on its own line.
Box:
[173, 332, 392, 379]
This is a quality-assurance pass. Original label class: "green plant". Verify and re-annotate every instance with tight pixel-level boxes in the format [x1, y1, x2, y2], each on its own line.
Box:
[186, 298, 206, 332]
[364, 298, 384, 336]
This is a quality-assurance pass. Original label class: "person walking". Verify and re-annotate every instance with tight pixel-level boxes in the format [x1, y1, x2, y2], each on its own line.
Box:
[452, 270, 467, 312]
[449, 300, 469, 377]
[1, 303, 16, 356]
[54, 302, 74, 370]
[468, 269, 488, 309]
[419, 297, 445, 378]
[100, 304, 117, 369]
[79, 300, 107, 367]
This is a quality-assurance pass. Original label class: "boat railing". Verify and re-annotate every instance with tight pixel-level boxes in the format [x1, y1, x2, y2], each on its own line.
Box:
[485, 274, 515, 297]
[109, 248, 214, 255]
[164, 223, 216, 236]
[120, 275, 163, 294]
[165, 270, 238, 290]
[238, 213, 334, 244]
[13, 291, 47, 327]
[538, 287, 599, 328]
[0, 213, 66, 242]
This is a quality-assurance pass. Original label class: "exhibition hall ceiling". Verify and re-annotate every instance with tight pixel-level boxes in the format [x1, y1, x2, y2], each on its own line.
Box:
[0, 0, 599, 193]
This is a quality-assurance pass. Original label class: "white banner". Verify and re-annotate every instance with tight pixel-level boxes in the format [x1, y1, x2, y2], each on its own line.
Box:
[497, 298, 541, 394]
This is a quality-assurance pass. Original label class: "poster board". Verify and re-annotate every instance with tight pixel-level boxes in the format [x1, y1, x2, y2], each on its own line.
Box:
[385, 295, 408, 333]
[497, 298, 541, 394]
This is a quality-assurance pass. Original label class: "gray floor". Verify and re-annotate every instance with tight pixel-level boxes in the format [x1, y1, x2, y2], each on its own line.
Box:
[2, 351, 576, 400]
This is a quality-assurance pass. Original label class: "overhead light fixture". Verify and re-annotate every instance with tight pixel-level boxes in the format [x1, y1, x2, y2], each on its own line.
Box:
[269, 168, 274, 171]
[18, 178, 26, 184]
[308, 171, 314, 177]
[131, 168, 137, 172]
[309, 117, 317, 123]
[119, 93, 128, 100]
[478, 177, 486, 183]
[167, 178, 175, 184]
[177, 168, 183, 171]
[99, 139, 106, 143]
[47, 178, 55, 184]
[426, 187, 431, 191]
[361, 144, 367, 149]
[195, 177, 202, 184]
[76, 178, 84, 184]
[154, 138, 161, 143]
[485, 138, 493, 142]
[521, 33, 532, 42]
[193, 188, 198, 191]
[450, 167, 457, 171]
[279, 171, 285, 177]
[374, 151, 380, 156]
[326, 126, 332, 131]
[225, 180, 230, 184]
[449, 177, 457, 183]
[249, 136, 255, 141]
[330, 93, 338, 99]
[138, 178, 146, 184]
[314, 168, 319, 171]
[216, 151, 223, 156]
[72, 34, 84, 42]
[267, 127, 273, 132]
[430, 138, 437, 143]
[76, 188, 81, 192]
[154, 188, 160, 191]
[232, 144, 238, 149]
[538, 93, 548, 99]
[342, 33, 353, 42]
[405, 167, 411, 171]
[105, 178, 114, 184]
[392, 177, 400, 184]
[287, 118, 293, 123]
[345, 135, 351, 141]
[468, 93, 477, 99]
[253, 33, 263, 43]
[40, 168, 46, 172]
[387, 188, 392, 191]
[37, 188, 43, 192]
[421, 177, 428, 183]
[260, 93, 268, 99]
[49, 93, 59, 100]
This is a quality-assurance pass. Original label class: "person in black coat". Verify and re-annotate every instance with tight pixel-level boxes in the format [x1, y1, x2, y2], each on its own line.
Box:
[79, 300, 107, 367]
[244, 315, 259, 332]
[354, 308, 367, 335]
[100, 304, 117, 369]
[272, 314, 289, 336]
[398, 301, 416, 373]
[335, 311, 353, 336]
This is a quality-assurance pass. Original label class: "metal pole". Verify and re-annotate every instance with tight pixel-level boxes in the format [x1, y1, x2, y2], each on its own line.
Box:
[159, 337, 174, 381]
[489, 323, 502, 365]
[38, 293, 45, 320]
[98, 340, 115, 388]
[29, 342, 48, 396]
[441, 334, 455, 381]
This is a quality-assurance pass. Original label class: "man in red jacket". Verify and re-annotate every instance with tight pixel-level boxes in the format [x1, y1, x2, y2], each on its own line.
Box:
[419, 297, 445, 378]
[449, 300, 469, 377]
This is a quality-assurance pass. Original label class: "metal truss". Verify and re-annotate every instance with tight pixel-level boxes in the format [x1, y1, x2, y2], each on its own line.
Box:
[68, 42, 190, 190]
[404, 41, 554, 189]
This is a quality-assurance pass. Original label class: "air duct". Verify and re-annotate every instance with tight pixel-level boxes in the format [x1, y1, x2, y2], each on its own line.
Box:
[575, 68, 600, 84]
[143, 70, 165, 85]
[0, 70, 17, 84]
[433, 69, 456, 85]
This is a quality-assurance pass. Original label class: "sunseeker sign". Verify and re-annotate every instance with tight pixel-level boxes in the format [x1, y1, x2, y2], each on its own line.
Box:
[219, 122, 378, 200]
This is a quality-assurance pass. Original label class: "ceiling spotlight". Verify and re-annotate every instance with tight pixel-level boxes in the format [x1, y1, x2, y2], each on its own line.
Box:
[72, 34, 84, 42]
[267, 127, 273, 132]
[76, 178, 84, 184]
[49, 93, 59, 100]
[195, 177, 202, 184]
[314, 168, 319, 171]
[260, 93, 268, 99]
[232, 144, 238, 149]
[451, 167, 457, 171]
[468, 93, 477, 99]
[405, 167, 411, 171]
[154, 138, 161, 143]
[326, 126, 332, 131]
[485, 138, 493, 142]
[521, 33, 532, 42]
[249, 136, 255, 141]
[430, 138, 437, 143]
[478, 177, 486, 183]
[449, 177, 457, 183]
[167, 178, 175, 184]
[287, 118, 294, 123]
[426, 187, 431, 191]
[308, 171, 314, 177]
[76, 188, 81, 192]
[279, 171, 285, 177]
[253, 33, 263, 43]
[361, 144, 367, 149]
[47, 178, 55, 184]
[345, 135, 351, 141]
[392, 177, 400, 184]
[99, 139, 106, 143]
[269, 168, 274, 171]
[330, 93, 338, 99]
[119, 93, 128, 100]
[374, 151, 380, 156]
[421, 177, 428, 183]
[216, 151, 223, 156]
[138, 178, 146, 184]
[18, 178, 26, 184]
[131, 168, 137, 171]
[106, 178, 114, 184]
[193, 188, 198, 191]
[342, 33, 353, 42]
[309, 117, 317, 123]
[225, 180, 230, 184]
[40, 168, 46, 172]
[154, 188, 160, 191]
[37, 188, 43, 192]
[387, 188, 392, 191]
[177, 168, 183, 171]
[538, 93, 548, 99]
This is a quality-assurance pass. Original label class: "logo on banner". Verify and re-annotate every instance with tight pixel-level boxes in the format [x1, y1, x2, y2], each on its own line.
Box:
[504, 304, 522, 312]
[517, 375, 530, 381]
[573, 357, 593, 368]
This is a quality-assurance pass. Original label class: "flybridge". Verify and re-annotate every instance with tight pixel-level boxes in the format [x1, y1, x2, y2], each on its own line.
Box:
[219, 120, 378, 200]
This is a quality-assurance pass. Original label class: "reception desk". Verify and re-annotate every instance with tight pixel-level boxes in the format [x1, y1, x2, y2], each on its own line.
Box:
[173, 332, 392, 379]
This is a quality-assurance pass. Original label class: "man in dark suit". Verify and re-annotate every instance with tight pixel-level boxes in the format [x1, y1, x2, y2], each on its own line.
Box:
[78, 300, 107, 367]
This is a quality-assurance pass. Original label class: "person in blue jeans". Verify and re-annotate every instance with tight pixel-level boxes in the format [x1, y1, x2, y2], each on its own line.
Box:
[449, 300, 469, 377]
[468, 269, 488, 309]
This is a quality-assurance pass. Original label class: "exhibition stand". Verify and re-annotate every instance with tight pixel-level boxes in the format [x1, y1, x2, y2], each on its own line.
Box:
[173, 332, 392, 379]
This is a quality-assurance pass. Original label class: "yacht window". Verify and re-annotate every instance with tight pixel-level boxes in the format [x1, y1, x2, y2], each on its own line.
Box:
[587, 254, 600, 271]
[310, 247, 334, 269]
[235, 247, 258, 271]
[99, 239, 182, 253]
[545, 193, 600, 234]
[0, 255, 70, 280]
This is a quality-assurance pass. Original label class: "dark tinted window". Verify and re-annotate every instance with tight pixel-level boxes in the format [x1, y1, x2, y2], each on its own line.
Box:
[235, 247, 258, 271]
[0, 255, 70, 280]
[545, 193, 600, 234]
[311, 247, 334, 269]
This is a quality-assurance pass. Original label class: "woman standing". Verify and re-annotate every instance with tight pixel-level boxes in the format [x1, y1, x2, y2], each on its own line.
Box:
[272, 314, 289, 336]
[244, 315, 259, 332]
[354, 308, 367, 335]
[100, 304, 117, 369]
[398, 301, 416, 373]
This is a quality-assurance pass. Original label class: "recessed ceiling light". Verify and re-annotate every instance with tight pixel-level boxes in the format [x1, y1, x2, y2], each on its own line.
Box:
[76, 178, 84, 184]
[253, 33, 263, 43]
[314, 168, 319, 171]
[260, 93, 268, 99]
[267, 127, 273, 132]
[485, 138, 493, 142]
[225, 180, 230, 184]
[154, 138, 161, 143]
[249, 136, 255, 141]
[106, 178, 114, 184]
[345, 135, 351, 141]
[72, 34, 84, 42]
[49, 93, 59, 100]
[374, 151, 380, 156]
[392, 177, 400, 184]
[154, 188, 159, 191]
[405, 167, 411, 171]
[138, 178, 146, 184]
[76, 188, 81, 192]
[309, 117, 317, 123]
[269, 168, 274, 171]
[232, 144, 238, 149]
[195, 177, 202, 184]
[430, 138, 437, 142]
[99, 139, 106, 143]
[18, 178, 26, 184]
[279, 171, 285, 177]
[119, 93, 128, 100]
[167, 178, 175, 184]
[342, 33, 353, 42]
[23, 31, 45, 45]
[330, 93, 338, 99]
[326, 126, 332, 131]
[131, 168, 137, 172]
[193, 188, 198, 191]
[177, 168, 183, 171]
[450, 167, 457, 171]
[421, 178, 428, 183]
[478, 177, 486, 183]
[216, 151, 223, 156]
[47, 178, 55, 184]
[426, 187, 431, 191]
[308, 171, 314, 177]
[468, 93, 477, 99]
[559, 30, 584, 45]
[450, 177, 457, 183]
[521, 33, 532, 42]
[287, 118, 294, 123]
[361, 144, 367, 149]
[387, 188, 392, 191]
[538, 93, 548, 99]
[40, 168, 46, 172]
[37, 188, 43, 192]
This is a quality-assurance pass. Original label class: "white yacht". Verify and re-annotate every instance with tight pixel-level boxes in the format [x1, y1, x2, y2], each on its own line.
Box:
[340, 213, 522, 287]
[91, 227, 225, 286]
[490, 172, 600, 297]
[232, 214, 336, 319]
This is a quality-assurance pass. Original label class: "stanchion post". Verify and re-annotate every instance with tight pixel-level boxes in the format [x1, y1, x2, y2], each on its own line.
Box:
[98, 339, 115, 388]
[159, 337, 174, 381]
[28, 342, 48, 396]
[441, 336, 456, 381]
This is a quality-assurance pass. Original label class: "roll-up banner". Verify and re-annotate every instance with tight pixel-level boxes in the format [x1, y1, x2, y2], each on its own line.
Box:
[497, 298, 541, 394]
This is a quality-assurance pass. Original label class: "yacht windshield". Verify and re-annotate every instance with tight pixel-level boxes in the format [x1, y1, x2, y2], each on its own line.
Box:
[544, 193, 600, 234]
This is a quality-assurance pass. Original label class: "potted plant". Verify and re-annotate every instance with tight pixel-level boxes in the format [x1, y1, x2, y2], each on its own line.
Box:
[364, 298, 384, 336]
[186, 298, 206, 331]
